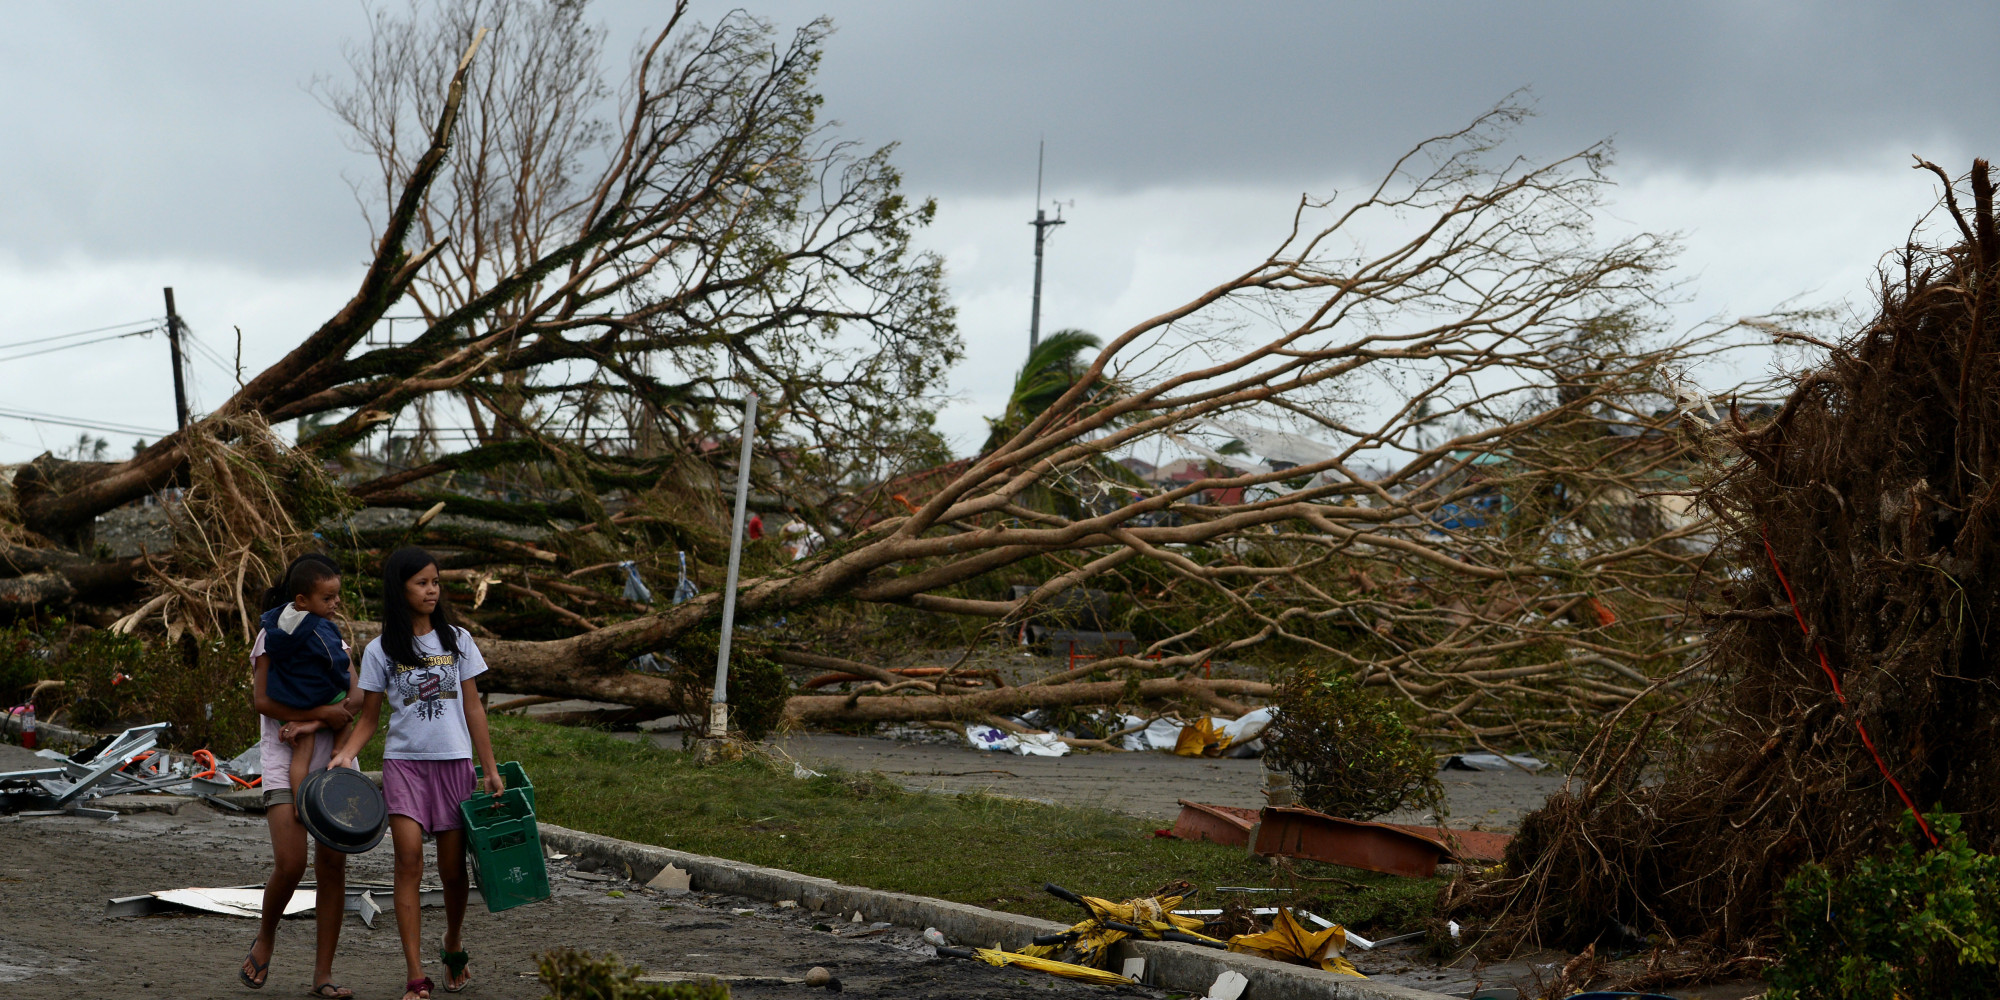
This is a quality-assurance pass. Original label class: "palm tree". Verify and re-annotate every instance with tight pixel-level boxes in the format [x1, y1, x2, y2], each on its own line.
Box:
[982, 329, 1116, 454]
[980, 330, 1149, 521]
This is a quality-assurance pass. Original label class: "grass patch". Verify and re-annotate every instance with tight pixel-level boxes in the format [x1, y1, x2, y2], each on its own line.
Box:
[484, 715, 1443, 931]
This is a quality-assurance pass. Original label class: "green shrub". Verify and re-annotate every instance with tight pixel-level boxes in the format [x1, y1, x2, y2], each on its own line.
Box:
[665, 627, 790, 741]
[0, 621, 258, 753]
[1262, 669, 1440, 820]
[537, 949, 729, 999]
[1769, 813, 2000, 1000]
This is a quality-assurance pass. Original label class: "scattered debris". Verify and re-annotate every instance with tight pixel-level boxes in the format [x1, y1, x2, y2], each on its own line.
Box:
[1172, 908, 1354, 939]
[1202, 969, 1249, 1000]
[1167, 799, 1512, 873]
[1023, 882, 1228, 972]
[1253, 806, 1450, 878]
[7, 704, 38, 749]
[0, 723, 265, 818]
[645, 864, 691, 893]
[107, 882, 466, 921]
[963, 709, 1274, 758]
[619, 561, 653, 604]
[1444, 753, 1546, 773]
[933, 945, 1134, 985]
[1226, 907, 1361, 976]
[963, 723, 1071, 757]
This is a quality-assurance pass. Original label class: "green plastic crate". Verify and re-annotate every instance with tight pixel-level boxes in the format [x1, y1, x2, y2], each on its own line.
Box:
[460, 774, 548, 912]
[473, 760, 534, 811]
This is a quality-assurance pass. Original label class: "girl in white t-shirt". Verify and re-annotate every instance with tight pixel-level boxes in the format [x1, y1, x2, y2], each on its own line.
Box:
[330, 547, 503, 999]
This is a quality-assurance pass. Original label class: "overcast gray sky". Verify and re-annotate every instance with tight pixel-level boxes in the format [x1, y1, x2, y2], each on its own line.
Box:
[1, 1, 1993, 459]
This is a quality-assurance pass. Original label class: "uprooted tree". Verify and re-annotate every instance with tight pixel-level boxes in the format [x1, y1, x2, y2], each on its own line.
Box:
[1440, 158, 2000, 982]
[1, 0, 1760, 739]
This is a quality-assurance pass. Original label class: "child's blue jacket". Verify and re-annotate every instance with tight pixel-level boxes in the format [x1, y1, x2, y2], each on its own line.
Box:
[260, 605, 351, 710]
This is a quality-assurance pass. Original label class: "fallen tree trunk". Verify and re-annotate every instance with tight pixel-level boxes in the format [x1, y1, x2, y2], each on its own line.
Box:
[770, 649, 923, 687]
[0, 551, 147, 611]
[471, 633, 1268, 727]
[782, 677, 1272, 725]
[345, 624, 695, 712]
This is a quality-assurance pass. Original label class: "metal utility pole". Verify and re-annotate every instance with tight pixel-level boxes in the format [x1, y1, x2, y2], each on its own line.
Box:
[1028, 140, 1064, 353]
[162, 287, 189, 430]
[708, 389, 759, 738]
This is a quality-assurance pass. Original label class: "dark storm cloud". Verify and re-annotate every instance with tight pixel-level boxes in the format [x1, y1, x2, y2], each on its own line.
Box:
[1, 1, 1992, 271]
[742, 0, 1998, 196]
[0, 3, 374, 271]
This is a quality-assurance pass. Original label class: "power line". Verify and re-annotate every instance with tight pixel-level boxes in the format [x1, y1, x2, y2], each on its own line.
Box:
[0, 327, 159, 365]
[0, 318, 160, 353]
[179, 329, 237, 379]
[0, 406, 172, 438]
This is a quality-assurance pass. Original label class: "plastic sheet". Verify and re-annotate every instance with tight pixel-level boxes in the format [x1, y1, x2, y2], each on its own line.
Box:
[1446, 753, 1546, 772]
[620, 561, 653, 604]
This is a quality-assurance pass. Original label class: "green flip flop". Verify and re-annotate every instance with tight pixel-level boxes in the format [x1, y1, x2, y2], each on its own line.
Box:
[439, 947, 470, 993]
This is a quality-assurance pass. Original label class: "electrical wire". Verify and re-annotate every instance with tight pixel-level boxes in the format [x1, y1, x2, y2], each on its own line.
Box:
[0, 327, 160, 365]
[179, 328, 236, 377]
[0, 317, 160, 353]
[0, 406, 172, 438]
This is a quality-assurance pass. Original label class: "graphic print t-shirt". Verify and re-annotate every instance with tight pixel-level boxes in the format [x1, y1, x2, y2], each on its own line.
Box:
[357, 627, 488, 761]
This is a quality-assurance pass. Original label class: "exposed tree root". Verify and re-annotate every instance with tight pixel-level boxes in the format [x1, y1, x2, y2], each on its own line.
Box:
[1446, 158, 2000, 967]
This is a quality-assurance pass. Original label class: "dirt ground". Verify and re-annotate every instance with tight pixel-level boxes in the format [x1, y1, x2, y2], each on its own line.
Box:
[0, 802, 1173, 1000]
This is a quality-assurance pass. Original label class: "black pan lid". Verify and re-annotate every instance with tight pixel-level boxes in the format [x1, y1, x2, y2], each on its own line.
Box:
[297, 767, 387, 854]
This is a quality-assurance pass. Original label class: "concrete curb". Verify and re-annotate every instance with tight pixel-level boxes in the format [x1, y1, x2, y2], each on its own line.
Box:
[539, 823, 1456, 1000]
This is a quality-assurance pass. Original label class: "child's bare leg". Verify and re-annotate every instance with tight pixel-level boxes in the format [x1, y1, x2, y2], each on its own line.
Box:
[288, 730, 312, 795]
[436, 828, 471, 989]
[390, 816, 429, 986]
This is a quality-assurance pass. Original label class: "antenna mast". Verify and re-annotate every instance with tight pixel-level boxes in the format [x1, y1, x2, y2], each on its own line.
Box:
[1028, 139, 1065, 353]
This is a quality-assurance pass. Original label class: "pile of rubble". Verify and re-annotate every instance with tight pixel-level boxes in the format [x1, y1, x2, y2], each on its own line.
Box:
[0, 722, 261, 819]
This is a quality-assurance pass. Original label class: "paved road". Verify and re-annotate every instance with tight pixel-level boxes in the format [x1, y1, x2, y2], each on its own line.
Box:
[760, 732, 1569, 832]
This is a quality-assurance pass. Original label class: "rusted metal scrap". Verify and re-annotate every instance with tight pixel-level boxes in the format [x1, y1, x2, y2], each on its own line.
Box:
[1169, 800, 1513, 877]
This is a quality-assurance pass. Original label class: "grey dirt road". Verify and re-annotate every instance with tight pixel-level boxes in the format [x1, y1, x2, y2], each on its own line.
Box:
[0, 804, 1166, 1000]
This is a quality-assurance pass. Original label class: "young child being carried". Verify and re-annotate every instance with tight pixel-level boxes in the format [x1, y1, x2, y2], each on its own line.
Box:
[261, 559, 357, 795]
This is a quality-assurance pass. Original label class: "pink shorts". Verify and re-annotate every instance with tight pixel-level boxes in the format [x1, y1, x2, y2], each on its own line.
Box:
[383, 758, 476, 834]
[258, 715, 334, 794]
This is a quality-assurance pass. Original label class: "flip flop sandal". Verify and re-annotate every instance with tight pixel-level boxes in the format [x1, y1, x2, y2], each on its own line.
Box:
[305, 985, 354, 999]
[240, 952, 270, 990]
[404, 976, 435, 1000]
[439, 948, 471, 993]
